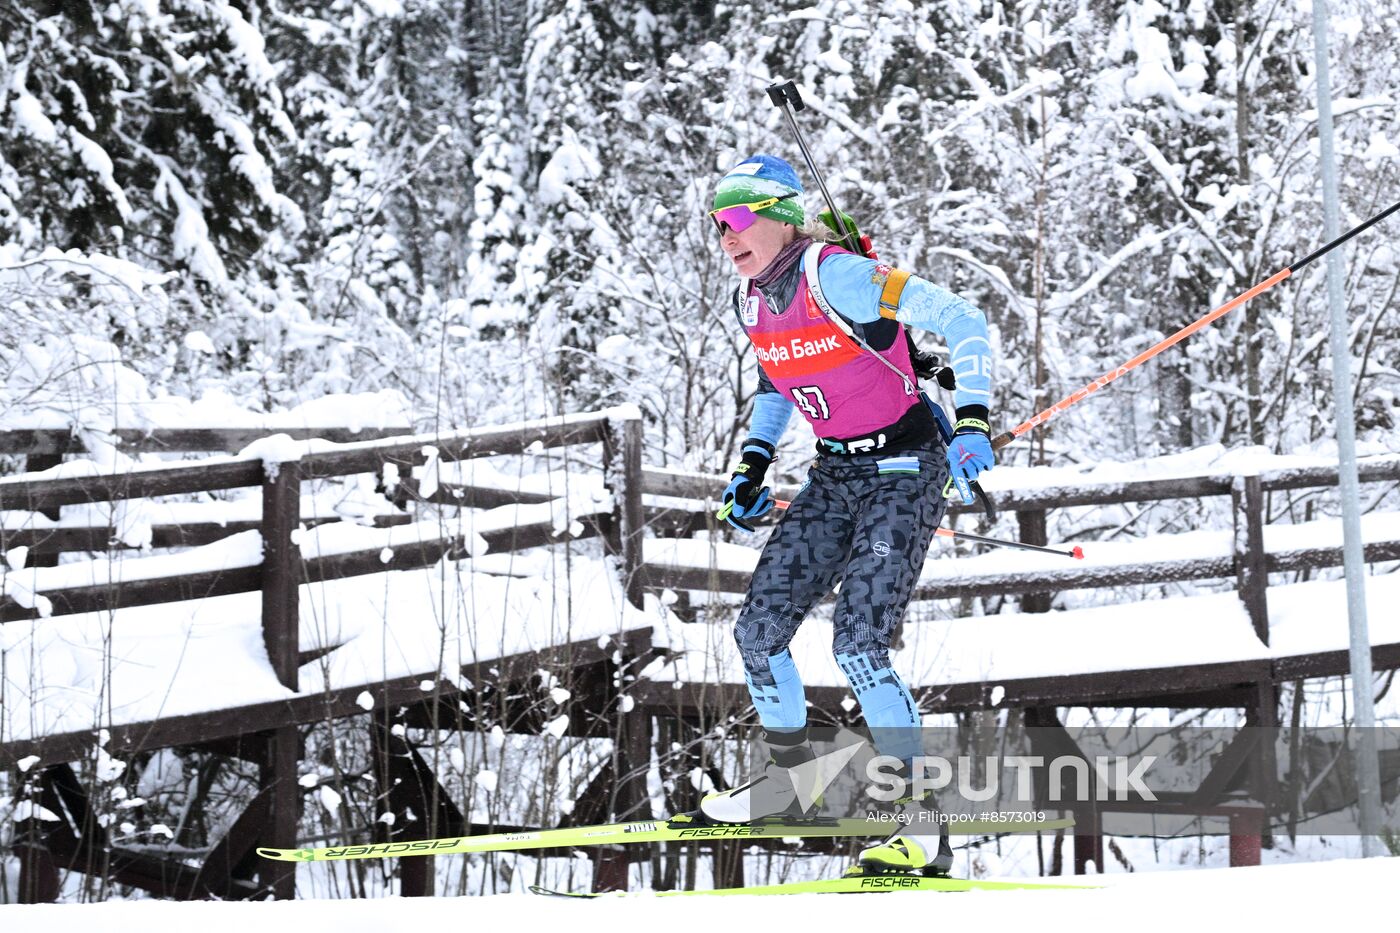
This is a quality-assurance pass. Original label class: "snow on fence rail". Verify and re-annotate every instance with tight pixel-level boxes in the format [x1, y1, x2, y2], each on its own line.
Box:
[637, 455, 1400, 647]
[0, 408, 648, 901]
[0, 425, 414, 456]
[3, 421, 1395, 654]
[0, 407, 646, 625]
[0, 409, 648, 730]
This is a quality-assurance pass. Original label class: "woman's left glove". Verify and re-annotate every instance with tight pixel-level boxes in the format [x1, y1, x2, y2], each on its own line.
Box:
[944, 407, 994, 506]
[717, 439, 776, 532]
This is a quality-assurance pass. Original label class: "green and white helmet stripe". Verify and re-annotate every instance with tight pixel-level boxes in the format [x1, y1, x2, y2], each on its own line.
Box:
[713, 155, 805, 226]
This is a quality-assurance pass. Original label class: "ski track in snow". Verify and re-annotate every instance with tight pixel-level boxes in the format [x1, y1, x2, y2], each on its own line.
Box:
[0, 857, 1394, 928]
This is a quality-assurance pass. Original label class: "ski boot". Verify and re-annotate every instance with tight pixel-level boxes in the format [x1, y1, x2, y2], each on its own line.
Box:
[851, 824, 954, 878]
[696, 727, 823, 824]
[846, 768, 954, 878]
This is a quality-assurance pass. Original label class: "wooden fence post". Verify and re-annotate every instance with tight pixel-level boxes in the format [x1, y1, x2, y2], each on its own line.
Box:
[1247, 680, 1279, 853]
[1228, 806, 1264, 866]
[14, 821, 60, 903]
[1231, 475, 1269, 645]
[258, 725, 300, 900]
[1073, 808, 1104, 875]
[259, 459, 301, 900]
[24, 452, 62, 567]
[1017, 509, 1053, 614]
[592, 654, 654, 892]
[603, 411, 645, 610]
[262, 460, 301, 687]
[590, 709, 650, 893]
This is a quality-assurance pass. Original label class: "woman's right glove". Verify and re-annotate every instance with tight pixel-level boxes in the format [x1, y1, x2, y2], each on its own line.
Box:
[717, 439, 776, 533]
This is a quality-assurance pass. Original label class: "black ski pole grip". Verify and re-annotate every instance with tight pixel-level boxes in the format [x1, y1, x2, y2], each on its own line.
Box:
[766, 80, 804, 112]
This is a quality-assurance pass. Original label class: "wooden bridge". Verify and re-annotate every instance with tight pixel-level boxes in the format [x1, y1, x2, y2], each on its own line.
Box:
[1, 408, 1396, 899]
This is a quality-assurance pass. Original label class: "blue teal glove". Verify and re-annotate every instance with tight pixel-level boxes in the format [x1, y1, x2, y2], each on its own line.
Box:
[944, 409, 994, 506]
[717, 440, 775, 533]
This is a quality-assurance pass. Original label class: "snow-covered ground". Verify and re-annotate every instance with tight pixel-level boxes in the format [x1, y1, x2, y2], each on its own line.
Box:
[0, 856, 1394, 931]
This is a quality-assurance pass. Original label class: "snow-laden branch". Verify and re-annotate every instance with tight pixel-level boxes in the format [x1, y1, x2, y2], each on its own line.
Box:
[924, 61, 1065, 147]
[1047, 221, 1190, 313]
[742, 71, 880, 148]
[0, 246, 172, 298]
[151, 161, 230, 289]
[1127, 129, 1247, 279]
[1297, 96, 1398, 123]
[926, 246, 1028, 315]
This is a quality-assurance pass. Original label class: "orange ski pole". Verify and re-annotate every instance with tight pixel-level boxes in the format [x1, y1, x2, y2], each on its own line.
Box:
[991, 198, 1400, 452]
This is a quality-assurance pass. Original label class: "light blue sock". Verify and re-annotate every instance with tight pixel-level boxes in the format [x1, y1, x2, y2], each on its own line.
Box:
[744, 648, 807, 731]
[835, 651, 921, 762]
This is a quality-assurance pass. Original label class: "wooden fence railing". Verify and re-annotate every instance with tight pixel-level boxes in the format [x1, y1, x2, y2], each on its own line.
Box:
[1, 408, 647, 900]
[0, 412, 647, 621]
[0, 425, 415, 455]
[636, 457, 1400, 649]
[6, 428, 1395, 722]
[2, 409, 1397, 897]
[8, 423, 1392, 658]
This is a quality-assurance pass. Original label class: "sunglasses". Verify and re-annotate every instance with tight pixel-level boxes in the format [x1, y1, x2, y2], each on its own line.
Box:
[709, 193, 796, 234]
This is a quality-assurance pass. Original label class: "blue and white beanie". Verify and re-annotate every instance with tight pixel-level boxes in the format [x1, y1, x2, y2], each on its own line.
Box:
[712, 154, 805, 226]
